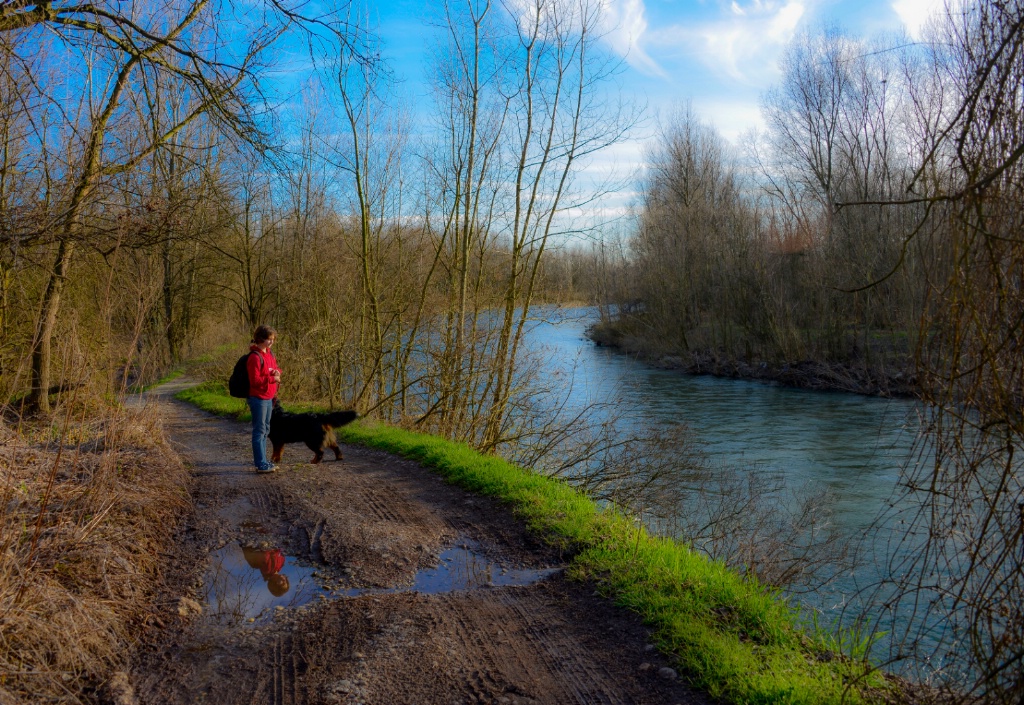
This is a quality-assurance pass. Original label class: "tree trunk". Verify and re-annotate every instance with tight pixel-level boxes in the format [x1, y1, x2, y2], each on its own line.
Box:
[30, 238, 75, 413]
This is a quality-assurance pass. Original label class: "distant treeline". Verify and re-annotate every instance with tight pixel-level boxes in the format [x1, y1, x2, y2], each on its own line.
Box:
[583, 24, 981, 396]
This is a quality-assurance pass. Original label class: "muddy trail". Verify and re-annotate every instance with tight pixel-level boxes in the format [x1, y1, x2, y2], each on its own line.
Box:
[124, 380, 711, 705]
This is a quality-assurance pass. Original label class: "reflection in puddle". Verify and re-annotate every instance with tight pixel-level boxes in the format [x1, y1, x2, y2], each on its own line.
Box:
[203, 539, 560, 625]
[405, 542, 560, 594]
[204, 545, 325, 624]
[242, 546, 290, 596]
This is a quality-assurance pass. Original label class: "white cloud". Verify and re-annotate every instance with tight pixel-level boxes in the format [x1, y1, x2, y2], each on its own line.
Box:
[580, 137, 648, 176]
[598, 0, 664, 76]
[557, 203, 634, 221]
[648, 0, 808, 83]
[891, 0, 945, 39]
[550, 138, 646, 230]
[505, 0, 664, 76]
[697, 98, 765, 144]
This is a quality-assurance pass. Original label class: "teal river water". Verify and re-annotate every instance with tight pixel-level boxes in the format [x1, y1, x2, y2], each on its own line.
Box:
[521, 307, 929, 662]
[524, 307, 918, 522]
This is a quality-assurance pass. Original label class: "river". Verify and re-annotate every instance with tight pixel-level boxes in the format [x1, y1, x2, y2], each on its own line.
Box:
[523, 307, 918, 521]
[520, 306, 928, 663]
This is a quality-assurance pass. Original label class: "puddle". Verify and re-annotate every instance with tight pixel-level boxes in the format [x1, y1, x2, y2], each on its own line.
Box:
[203, 545, 327, 624]
[403, 542, 560, 594]
[203, 539, 561, 624]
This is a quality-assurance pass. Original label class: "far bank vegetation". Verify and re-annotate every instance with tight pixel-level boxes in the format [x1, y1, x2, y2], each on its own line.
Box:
[587, 26, 964, 397]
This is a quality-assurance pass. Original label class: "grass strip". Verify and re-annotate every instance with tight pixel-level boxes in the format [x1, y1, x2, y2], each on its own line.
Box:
[134, 367, 185, 393]
[174, 380, 889, 705]
[175, 381, 250, 418]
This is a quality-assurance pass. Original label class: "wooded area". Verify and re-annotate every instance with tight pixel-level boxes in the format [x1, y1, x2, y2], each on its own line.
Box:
[0, 0, 1021, 701]
[593, 2, 1024, 701]
[0, 0, 628, 452]
[590, 25, 947, 393]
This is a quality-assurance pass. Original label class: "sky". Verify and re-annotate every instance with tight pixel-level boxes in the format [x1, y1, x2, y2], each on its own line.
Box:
[365, 0, 949, 221]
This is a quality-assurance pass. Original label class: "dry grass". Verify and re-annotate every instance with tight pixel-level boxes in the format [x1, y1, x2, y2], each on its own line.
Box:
[0, 398, 191, 704]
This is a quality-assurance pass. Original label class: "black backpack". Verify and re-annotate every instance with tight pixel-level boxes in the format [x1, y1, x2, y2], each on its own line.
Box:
[228, 351, 263, 398]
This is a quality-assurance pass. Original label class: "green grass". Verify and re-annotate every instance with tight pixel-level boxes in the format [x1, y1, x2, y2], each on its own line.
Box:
[134, 367, 185, 393]
[174, 380, 251, 419]
[194, 342, 240, 364]
[173, 380, 891, 705]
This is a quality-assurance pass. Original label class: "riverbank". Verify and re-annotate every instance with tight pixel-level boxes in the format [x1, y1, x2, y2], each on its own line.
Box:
[0, 376, 906, 704]
[587, 319, 918, 398]
[170, 380, 898, 705]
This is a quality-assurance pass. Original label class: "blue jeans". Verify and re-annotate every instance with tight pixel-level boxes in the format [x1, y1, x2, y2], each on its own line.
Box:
[248, 397, 274, 470]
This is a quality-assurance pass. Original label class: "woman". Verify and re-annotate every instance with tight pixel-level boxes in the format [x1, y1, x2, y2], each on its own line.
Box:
[247, 325, 282, 473]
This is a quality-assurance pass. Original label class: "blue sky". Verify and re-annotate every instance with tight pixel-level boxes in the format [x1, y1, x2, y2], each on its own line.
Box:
[358, 0, 948, 220]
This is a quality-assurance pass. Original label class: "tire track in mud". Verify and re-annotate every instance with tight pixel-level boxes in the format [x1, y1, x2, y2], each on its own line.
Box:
[427, 588, 635, 704]
[270, 633, 301, 705]
[491, 588, 610, 703]
[277, 459, 455, 588]
[129, 383, 713, 705]
[248, 483, 285, 516]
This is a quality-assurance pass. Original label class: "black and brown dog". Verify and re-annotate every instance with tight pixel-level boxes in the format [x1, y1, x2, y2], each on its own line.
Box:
[269, 402, 358, 464]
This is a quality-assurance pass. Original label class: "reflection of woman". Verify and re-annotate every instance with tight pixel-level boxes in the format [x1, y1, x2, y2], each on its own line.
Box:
[242, 546, 290, 597]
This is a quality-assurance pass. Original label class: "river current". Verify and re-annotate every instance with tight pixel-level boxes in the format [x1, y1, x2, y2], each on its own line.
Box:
[524, 307, 918, 522]
[520, 306, 926, 660]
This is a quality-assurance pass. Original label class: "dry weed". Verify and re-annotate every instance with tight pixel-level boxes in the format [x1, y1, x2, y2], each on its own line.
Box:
[0, 401, 190, 704]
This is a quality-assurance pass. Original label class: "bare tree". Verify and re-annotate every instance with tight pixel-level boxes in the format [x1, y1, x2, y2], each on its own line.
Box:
[855, 2, 1024, 700]
[1, 0, 355, 412]
[202, 158, 282, 330]
[415, 0, 633, 447]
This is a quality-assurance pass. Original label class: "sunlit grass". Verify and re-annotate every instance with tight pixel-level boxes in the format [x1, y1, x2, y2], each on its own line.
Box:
[133, 367, 185, 393]
[174, 380, 250, 419]
[174, 381, 891, 704]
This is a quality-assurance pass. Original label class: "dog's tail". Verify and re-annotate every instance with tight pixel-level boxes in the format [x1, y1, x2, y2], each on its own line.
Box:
[321, 410, 358, 429]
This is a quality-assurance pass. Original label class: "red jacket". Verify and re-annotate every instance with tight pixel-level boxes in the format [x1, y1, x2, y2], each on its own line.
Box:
[259, 549, 285, 578]
[247, 345, 279, 399]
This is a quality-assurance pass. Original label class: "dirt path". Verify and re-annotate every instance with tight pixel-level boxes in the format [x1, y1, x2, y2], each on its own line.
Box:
[126, 380, 712, 705]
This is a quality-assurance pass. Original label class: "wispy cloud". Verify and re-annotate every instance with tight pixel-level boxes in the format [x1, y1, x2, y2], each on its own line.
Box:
[505, 0, 664, 76]
[648, 0, 809, 83]
[890, 0, 945, 39]
[597, 0, 664, 76]
[696, 98, 766, 144]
